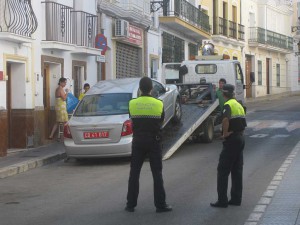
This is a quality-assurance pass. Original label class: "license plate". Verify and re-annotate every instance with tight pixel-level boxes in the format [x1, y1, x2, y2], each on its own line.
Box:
[83, 131, 109, 139]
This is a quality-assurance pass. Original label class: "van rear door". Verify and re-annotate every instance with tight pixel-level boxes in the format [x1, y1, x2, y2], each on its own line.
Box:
[162, 63, 182, 84]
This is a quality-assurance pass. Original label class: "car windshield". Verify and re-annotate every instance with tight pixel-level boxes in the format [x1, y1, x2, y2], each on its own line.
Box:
[74, 93, 132, 116]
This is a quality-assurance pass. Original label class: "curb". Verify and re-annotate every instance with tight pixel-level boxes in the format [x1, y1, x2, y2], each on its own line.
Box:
[0, 152, 66, 179]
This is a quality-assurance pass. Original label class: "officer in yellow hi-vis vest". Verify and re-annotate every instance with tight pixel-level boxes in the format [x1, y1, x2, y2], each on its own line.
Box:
[125, 77, 172, 213]
[211, 84, 247, 208]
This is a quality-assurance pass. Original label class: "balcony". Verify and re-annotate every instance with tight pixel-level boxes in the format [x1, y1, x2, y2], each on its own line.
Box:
[249, 27, 293, 53]
[0, 0, 38, 43]
[41, 1, 100, 56]
[158, 0, 211, 41]
[212, 17, 245, 46]
[98, 0, 151, 28]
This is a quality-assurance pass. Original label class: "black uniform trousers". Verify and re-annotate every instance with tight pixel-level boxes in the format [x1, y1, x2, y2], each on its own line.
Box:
[126, 135, 166, 208]
[217, 133, 245, 204]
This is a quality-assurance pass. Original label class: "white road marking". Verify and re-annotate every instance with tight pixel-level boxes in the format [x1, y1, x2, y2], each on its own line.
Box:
[247, 120, 300, 132]
[249, 134, 269, 138]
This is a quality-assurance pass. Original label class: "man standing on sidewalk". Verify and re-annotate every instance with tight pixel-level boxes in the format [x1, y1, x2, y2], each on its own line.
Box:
[210, 84, 247, 208]
[125, 77, 172, 213]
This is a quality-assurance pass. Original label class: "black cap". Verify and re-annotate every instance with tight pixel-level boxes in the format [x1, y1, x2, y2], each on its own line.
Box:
[222, 84, 235, 94]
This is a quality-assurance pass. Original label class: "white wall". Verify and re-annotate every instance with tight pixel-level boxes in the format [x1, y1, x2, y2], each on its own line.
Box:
[147, 30, 161, 81]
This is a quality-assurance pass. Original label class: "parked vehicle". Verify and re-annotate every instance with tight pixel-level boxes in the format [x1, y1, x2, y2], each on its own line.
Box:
[64, 78, 182, 159]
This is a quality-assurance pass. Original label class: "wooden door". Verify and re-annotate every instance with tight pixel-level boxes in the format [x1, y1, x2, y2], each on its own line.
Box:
[245, 56, 252, 98]
[43, 64, 51, 138]
[266, 58, 270, 94]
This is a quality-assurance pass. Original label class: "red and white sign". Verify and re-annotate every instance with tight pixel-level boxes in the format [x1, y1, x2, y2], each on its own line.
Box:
[127, 25, 143, 46]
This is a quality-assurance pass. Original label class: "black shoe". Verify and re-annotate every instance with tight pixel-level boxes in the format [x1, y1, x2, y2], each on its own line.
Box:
[228, 200, 241, 206]
[210, 201, 228, 208]
[125, 206, 135, 212]
[156, 204, 173, 213]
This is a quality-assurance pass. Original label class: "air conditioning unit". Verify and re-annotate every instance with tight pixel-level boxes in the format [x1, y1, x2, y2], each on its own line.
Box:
[115, 19, 129, 37]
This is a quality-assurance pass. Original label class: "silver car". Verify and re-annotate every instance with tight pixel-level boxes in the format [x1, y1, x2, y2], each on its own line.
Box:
[64, 78, 182, 159]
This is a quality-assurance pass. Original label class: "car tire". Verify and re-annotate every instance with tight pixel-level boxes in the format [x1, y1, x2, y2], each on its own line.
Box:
[201, 117, 214, 143]
[171, 98, 182, 124]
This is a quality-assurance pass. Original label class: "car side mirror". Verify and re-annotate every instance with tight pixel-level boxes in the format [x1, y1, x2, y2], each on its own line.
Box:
[250, 72, 255, 83]
[165, 87, 170, 92]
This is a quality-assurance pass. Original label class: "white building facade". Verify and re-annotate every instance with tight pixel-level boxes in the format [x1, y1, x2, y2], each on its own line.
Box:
[242, 0, 297, 98]
[0, 0, 101, 155]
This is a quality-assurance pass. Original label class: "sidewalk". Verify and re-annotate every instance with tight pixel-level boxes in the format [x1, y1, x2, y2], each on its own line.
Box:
[0, 141, 66, 179]
[245, 141, 300, 225]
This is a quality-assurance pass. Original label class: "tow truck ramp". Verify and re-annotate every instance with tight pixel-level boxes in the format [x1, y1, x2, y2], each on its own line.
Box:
[162, 83, 219, 160]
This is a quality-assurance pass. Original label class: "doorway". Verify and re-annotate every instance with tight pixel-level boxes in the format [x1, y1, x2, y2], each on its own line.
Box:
[245, 55, 252, 98]
[6, 63, 12, 148]
[73, 66, 83, 99]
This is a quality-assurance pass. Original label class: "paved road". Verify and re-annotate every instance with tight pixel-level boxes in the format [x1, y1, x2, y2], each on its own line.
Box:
[1, 96, 300, 225]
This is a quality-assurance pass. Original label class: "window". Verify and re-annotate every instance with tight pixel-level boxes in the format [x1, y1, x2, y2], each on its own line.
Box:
[258, 60, 262, 85]
[74, 93, 132, 116]
[151, 80, 165, 98]
[188, 43, 198, 59]
[276, 64, 280, 87]
[195, 64, 217, 74]
[162, 32, 184, 63]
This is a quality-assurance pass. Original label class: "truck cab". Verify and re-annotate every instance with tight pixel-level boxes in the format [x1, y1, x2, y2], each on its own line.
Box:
[162, 56, 245, 104]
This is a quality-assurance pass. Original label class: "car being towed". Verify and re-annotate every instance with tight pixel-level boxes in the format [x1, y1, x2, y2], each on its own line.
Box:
[64, 78, 182, 159]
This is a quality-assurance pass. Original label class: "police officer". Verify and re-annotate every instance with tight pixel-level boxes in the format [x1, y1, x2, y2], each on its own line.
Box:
[125, 77, 172, 213]
[210, 84, 247, 208]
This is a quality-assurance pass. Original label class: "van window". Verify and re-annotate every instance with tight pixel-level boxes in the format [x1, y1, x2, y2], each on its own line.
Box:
[235, 63, 244, 84]
[195, 64, 217, 74]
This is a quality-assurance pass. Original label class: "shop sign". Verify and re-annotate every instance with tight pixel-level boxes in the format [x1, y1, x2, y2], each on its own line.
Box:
[127, 25, 143, 46]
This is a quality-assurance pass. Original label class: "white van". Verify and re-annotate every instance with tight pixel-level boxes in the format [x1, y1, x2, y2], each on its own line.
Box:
[162, 56, 247, 104]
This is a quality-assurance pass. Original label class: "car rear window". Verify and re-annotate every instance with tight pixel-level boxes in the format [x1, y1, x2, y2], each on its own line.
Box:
[74, 93, 132, 116]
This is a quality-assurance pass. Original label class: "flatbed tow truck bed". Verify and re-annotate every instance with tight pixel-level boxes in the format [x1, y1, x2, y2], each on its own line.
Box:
[161, 83, 219, 160]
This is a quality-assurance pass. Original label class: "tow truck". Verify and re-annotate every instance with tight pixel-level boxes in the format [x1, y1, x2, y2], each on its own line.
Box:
[161, 43, 250, 159]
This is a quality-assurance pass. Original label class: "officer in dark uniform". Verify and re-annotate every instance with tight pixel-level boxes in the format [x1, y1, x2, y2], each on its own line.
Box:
[210, 84, 247, 208]
[125, 76, 172, 213]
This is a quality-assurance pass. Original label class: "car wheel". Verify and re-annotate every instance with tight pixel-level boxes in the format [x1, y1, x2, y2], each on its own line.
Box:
[172, 98, 182, 124]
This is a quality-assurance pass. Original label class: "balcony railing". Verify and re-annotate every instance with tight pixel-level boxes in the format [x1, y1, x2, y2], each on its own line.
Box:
[0, 0, 38, 37]
[213, 17, 244, 41]
[229, 20, 236, 38]
[42, 1, 97, 48]
[238, 24, 245, 41]
[165, 0, 210, 33]
[71, 11, 97, 48]
[249, 27, 293, 50]
[43, 2, 73, 44]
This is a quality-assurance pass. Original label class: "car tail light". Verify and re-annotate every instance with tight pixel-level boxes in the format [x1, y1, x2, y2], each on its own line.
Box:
[121, 120, 133, 136]
[64, 123, 72, 139]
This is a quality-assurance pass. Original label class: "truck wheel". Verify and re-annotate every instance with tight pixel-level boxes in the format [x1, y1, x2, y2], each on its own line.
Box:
[172, 98, 182, 124]
[201, 117, 214, 143]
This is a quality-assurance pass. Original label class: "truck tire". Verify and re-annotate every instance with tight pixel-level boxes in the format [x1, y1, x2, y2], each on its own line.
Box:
[172, 98, 182, 124]
[201, 117, 214, 143]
